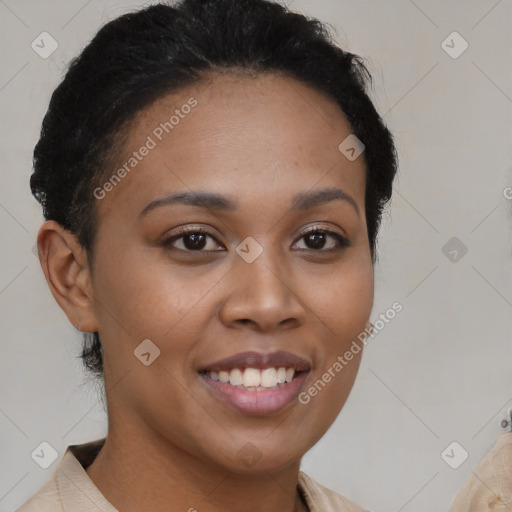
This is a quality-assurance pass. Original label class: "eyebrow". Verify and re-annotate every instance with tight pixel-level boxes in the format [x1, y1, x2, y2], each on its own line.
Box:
[138, 186, 360, 219]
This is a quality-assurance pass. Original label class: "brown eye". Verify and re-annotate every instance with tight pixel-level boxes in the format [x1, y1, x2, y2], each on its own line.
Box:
[163, 228, 224, 252]
[293, 228, 350, 251]
[162, 225, 350, 255]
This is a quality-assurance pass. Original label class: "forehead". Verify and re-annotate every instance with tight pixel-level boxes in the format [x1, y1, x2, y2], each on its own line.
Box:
[95, 72, 366, 221]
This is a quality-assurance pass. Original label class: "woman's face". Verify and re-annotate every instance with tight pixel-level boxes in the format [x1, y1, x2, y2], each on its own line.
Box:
[88, 72, 373, 472]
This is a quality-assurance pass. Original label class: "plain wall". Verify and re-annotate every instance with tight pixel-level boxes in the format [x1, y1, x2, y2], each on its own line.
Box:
[0, 1, 511, 511]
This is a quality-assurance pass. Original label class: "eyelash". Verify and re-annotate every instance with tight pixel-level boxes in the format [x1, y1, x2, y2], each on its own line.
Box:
[162, 225, 350, 254]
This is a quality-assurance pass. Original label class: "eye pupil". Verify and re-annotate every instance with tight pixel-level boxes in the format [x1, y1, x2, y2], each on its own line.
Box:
[184, 233, 207, 250]
[306, 232, 326, 249]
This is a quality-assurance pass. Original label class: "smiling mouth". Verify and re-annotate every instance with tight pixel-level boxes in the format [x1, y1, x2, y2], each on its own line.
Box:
[198, 367, 310, 415]
[197, 350, 312, 414]
[198, 366, 307, 391]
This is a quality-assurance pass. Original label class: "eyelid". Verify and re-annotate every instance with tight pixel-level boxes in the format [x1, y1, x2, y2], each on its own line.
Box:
[298, 224, 344, 237]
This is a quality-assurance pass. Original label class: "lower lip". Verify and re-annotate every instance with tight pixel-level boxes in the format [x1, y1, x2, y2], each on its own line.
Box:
[199, 372, 309, 415]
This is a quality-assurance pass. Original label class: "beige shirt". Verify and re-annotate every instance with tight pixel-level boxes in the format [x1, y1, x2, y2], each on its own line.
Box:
[16, 438, 368, 512]
[448, 432, 512, 511]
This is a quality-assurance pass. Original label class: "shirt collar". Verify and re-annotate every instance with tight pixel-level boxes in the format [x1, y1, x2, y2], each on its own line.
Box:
[55, 438, 363, 512]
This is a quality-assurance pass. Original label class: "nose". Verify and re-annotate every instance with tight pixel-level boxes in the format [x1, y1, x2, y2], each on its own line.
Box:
[218, 250, 307, 332]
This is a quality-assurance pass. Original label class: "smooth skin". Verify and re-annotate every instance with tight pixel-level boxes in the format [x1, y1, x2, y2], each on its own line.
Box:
[37, 72, 374, 512]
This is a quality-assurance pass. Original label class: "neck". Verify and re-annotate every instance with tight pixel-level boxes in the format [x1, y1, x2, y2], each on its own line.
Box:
[85, 422, 307, 512]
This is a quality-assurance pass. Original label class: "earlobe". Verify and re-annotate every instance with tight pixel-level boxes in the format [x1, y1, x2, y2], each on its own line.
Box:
[36, 220, 99, 333]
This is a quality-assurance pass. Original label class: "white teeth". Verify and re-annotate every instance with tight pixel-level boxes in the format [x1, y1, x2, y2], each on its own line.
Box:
[261, 368, 278, 387]
[207, 367, 298, 388]
[243, 368, 261, 387]
[230, 368, 243, 386]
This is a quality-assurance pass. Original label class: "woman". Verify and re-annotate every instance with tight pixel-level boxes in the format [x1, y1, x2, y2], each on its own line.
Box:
[17, 0, 398, 510]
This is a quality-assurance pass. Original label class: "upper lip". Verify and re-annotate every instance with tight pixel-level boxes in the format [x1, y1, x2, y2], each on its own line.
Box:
[199, 351, 311, 372]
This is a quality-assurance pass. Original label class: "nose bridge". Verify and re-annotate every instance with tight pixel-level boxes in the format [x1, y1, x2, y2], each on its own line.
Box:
[240, 247, 286, 301]
[220, 239, 305, 330]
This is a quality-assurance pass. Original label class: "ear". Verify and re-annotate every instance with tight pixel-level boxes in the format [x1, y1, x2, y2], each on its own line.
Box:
[36, 220, 99, 333]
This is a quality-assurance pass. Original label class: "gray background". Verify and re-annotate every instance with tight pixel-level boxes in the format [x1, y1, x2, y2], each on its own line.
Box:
[1, 0, 511, 511]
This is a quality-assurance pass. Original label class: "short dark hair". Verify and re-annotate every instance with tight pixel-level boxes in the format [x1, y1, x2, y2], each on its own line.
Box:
[30, 0, 398, 383]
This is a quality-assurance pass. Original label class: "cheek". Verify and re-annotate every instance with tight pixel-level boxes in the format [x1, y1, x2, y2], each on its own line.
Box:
[304, 258, 374, 341]
[91, 250, 230, 392]
[299, 257, 373, 407]
[295, 267, 371, 440]
[92, 246, 208, 338]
